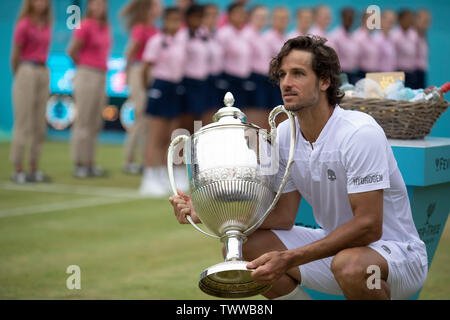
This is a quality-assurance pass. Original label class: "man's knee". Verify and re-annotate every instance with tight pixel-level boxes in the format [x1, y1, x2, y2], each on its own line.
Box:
[331, 249, 369, 284]
[242, 229, 275, 261]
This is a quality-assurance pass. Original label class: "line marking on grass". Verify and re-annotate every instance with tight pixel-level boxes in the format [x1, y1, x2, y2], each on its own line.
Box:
[0, 181, 160, 218]
[0, 182, 142, 199]
[0, 196, 136, 218]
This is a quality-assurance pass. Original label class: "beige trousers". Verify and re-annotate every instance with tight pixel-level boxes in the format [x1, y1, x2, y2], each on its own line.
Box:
[71, 67, 107, 166]
[10, 63, 50, 167]
[123, 62, 150, 163]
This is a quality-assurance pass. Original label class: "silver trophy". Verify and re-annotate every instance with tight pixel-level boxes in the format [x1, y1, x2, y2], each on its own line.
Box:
[168, 92, 296, 298]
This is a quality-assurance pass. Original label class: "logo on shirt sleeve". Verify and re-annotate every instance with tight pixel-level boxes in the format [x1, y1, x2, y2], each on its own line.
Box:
[352, 173, 384, 186]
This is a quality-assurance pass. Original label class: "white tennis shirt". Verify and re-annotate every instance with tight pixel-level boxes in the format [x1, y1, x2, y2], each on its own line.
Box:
[274, 105, 424, 246]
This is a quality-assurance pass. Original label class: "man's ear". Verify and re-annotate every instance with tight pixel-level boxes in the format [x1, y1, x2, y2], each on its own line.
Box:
[319, 77, 331, 92]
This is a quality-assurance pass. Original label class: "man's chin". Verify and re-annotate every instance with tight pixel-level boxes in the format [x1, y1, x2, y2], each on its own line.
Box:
[284, 104, 304, 112]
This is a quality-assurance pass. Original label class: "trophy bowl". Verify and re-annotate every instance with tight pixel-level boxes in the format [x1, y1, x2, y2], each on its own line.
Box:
[168, 92, 296, 298]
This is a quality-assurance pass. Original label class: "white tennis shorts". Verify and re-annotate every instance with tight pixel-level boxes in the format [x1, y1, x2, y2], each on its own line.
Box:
[272, 226, 428, 300]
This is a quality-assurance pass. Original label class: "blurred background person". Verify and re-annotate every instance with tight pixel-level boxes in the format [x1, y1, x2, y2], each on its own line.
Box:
[391, 9, 419, 88]
[287, 7, 313, 38]
[218, 0, 248, 28]
[373, 10, 397, 73]
[243, 5, 271, 130]
[328, 7, 359, 84]
[309, 4, 331, 38]
[120, 0, 162, 175]
[353, 11, 379, 83]
[415, 9, 431, 89]
[176, 0, 195, 18]
[264, 6, 289, 108]
[139, 7, 186, 197]
[202, 3, 223, 125]
[67, 0, 111, 179]
[179, 4, 209, 135]
[216, 3, 251, 109]
[10, 0, 52, 183]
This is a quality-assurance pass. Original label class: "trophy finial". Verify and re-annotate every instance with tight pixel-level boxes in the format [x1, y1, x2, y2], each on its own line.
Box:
[224, 92, 235, 108]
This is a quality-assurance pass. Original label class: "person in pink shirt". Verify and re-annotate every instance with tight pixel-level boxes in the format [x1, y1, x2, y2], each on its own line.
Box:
[120, 0, 161, 175]
[263, 7, 290, 107]
[287, 7, 313, 39]
[10, 0, 52, 184]
[67, 0, 112, 178]
[309, 5, 331, 38]
[202, 3, 224, 125]
[139, 7, 186, 197]
[328, 8, 359, 84]
[216, 3, 251, 108]
[390, 9, 419, 88]
[373, 10, 397, 73]
[415, 9, 431, 89]
[179, 4, 210, 135]
[242, 5, 271, 129]
[353, 12, 380, 83]
[217, 0, 248, 28]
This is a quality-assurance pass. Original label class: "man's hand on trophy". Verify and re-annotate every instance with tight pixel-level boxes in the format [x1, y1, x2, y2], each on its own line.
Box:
[247, 250, 295, 285]
[169, 190, 201, 224]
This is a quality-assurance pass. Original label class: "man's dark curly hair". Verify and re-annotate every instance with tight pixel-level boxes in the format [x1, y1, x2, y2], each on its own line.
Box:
[269, 35, 344, 107]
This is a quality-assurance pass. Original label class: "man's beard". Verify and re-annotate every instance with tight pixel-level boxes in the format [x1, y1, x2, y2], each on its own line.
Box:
[282, 81, 320, 112]
[283, 92, 319, 112]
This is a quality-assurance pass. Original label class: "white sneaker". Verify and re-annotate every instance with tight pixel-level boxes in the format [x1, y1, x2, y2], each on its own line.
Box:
[157, 166, 173, 195]
[139, 167, 168, 197]
[174, 166, 189, 193]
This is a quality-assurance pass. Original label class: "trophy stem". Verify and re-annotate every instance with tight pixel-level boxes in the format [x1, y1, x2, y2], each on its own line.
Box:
[222, 231, 246, 262]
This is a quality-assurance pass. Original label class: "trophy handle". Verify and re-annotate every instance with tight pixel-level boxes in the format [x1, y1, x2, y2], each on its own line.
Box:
[244, 105, 296, 236]
[168, 135, 220, 239]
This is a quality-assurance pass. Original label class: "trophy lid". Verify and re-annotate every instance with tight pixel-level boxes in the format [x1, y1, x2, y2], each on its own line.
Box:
[212, 92, 247, 124]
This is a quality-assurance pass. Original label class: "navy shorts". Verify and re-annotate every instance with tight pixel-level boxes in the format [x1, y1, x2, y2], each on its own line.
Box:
[146, 78, 183, 119]
[268, 78, 283, 107]
[181, 77, 209, 117]
[222, 73, 253, 108]
[206, 74, 224, 112]
[248, 72, 272, 109]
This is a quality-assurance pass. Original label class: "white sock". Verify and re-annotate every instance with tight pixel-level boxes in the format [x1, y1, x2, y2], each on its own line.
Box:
[273, 286, 311, 300]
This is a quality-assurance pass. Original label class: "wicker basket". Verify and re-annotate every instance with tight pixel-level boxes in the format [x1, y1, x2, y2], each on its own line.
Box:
[340, 97, 449, 139]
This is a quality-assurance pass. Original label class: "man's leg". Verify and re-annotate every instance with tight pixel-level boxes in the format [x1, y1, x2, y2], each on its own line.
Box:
[240, 229, 302, 299]
[331, 247, 390, 300]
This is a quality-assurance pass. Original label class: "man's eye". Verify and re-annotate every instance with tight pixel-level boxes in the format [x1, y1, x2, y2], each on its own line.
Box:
[278, 73, 286, 79]
[295, 71, 303, 76]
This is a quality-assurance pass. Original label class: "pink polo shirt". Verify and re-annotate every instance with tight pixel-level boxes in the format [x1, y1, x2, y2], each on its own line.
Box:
[287, 28, 307, 40]
[130, 23, 159, 62]
[263, 29, 288, 62]
[327, 26, 359, 73]
[353, 28, 379, 72]
[13, 17, 51, 64]
[373, 31, 397, 72]
[416, 34, 428, 71]
[142, 30, 186, 83]
[390, 27, 418, 72]
[74, 18, 111, 71]
[243, 25, 271, 75]
[183, 28, 210, 80]
[205, 30, 223, 76]
[308, 25, 328, 38]
[216, 24, 251, 78]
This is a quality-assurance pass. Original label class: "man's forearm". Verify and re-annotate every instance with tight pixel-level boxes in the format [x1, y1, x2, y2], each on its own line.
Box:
[285, 216, 381, 268]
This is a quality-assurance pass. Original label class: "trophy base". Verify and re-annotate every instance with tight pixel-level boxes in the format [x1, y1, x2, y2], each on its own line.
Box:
[199, 260, 271, 298]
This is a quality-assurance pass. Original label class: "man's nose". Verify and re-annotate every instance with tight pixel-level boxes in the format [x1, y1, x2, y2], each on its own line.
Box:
[280, 74, 293, 91]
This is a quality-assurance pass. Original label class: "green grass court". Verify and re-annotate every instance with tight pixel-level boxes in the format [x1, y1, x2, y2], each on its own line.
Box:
[0, 141, 448, 299]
